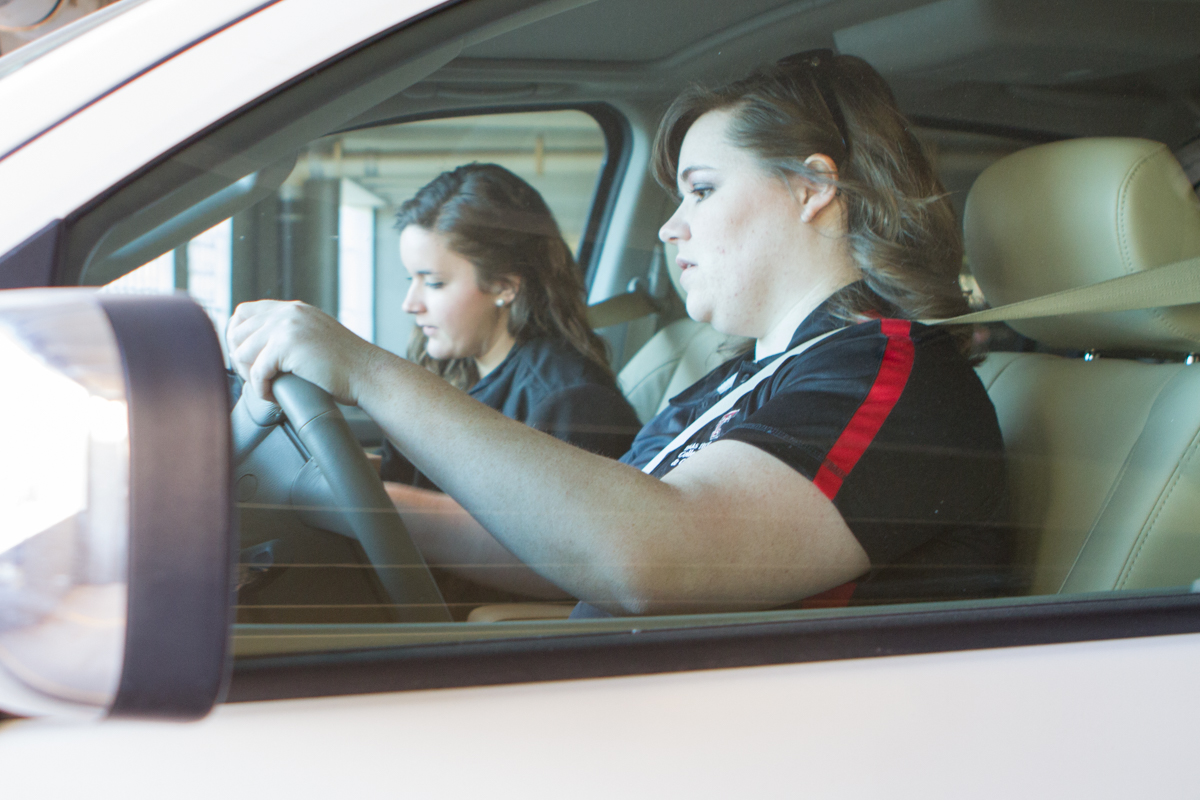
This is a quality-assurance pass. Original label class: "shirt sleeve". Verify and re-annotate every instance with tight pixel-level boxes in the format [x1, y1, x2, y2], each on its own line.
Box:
[525, 383, 642, 460]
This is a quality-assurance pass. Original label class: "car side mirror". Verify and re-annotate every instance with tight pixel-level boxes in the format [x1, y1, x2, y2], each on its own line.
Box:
[0, 290, 233, 720]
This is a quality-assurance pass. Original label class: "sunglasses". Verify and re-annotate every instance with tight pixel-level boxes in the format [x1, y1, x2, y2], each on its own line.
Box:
[777, 48, 850, 156]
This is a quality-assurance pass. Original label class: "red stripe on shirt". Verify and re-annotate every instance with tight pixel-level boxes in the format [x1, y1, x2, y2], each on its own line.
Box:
[799, 580, 858, 609]
[812, 318, 915, 500]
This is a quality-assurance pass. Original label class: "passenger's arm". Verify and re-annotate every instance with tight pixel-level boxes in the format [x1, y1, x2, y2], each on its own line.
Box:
[229, 301, 869, 615]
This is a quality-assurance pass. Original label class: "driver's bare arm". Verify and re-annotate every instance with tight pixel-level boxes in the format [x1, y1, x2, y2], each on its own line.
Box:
[229, 300, 869, 615]
[384, 481, 571, 600]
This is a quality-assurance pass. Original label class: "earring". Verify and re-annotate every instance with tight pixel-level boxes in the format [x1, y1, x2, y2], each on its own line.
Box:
[495, 298, 506, 307]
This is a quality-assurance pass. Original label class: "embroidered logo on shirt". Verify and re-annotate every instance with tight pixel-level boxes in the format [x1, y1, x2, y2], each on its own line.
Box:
[710, 409, 739, 441]
[669, 442, 706, 467]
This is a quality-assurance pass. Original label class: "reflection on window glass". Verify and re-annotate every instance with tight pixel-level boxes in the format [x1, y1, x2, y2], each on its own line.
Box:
[282, 110, 607, 358]
[100, 219, 233, 356]
[337, 180, 382, 342]
[106, 111, 607, 369]
[186, 220, 234, 353]
[101, 250, 175, 295]
[314, 111, 605, 250]
[95, 111, 613, 632]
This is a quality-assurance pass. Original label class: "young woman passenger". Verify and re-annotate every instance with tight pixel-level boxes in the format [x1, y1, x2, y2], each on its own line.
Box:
[380, 163, 640, 601]
[381, 163, 639, 489]
[229, 52, 1013, 615]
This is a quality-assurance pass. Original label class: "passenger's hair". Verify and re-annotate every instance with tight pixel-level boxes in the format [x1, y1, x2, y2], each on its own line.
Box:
[652, 51, 972, 355]
[396, 163, 610, 389]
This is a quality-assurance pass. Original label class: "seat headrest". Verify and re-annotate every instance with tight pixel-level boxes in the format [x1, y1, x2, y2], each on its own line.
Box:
[964, 137, 1200, 353]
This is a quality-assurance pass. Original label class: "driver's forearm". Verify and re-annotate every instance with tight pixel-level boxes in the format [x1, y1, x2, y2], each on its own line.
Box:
[383, 481, 570, 600]
[354, 348, 682, 609]
[355, 348, 862, 617]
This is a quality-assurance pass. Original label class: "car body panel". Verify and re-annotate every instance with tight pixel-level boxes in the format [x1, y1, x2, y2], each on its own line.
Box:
[0, 0, 273, 158]
[0, 0, 448, 256]
[4, 631, 1200, 797]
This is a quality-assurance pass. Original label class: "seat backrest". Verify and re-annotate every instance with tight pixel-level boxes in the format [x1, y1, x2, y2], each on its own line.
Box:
[976, 352, 1200, 594]
[965, 137, 1200, 594]
[617, 242, 750, 422]
[618, 317, 747, 422]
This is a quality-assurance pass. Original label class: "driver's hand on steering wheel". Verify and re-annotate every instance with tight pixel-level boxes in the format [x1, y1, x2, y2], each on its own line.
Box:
[227, 300, 380, 407]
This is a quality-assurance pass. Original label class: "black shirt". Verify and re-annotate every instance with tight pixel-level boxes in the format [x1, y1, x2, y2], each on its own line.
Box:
[621, 300, 1014, 605]
[381, 337, 641, 490]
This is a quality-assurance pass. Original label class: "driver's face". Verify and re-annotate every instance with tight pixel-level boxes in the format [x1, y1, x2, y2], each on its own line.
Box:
[399, 225, 510, 362]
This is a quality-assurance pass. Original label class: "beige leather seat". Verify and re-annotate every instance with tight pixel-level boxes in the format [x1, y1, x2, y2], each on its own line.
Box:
[617, 244, 750, 422]
[967, 137, 1200, 594]
[618, 317, 748, 422]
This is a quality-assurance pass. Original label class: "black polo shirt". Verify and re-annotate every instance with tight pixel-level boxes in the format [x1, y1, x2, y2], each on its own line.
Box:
[381, 337, 641, 490]
[620, 301, 1014, 605]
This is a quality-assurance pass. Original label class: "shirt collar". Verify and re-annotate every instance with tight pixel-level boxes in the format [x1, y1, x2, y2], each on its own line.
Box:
[468, 339, 525, 396]
[784, 301, 846, 352]
[666, 293, 850, 406]
[752, 292, 850, 369]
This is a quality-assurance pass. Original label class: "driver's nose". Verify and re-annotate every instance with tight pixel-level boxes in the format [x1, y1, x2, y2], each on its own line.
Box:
[659, 202, 689, 243]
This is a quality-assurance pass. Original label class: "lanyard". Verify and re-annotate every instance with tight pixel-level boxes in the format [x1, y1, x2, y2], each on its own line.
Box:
[641, 327, 842, 475]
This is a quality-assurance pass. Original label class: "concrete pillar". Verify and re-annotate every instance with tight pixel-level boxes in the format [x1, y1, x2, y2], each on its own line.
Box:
[294, 178, 340, 315]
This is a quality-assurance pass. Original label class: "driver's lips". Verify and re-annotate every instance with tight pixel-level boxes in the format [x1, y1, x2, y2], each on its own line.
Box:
[677, 256, 698, 289]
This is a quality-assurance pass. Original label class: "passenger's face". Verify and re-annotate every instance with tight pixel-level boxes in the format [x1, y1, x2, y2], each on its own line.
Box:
[658, 109, 810, 339]
[400, 226, 510, 361]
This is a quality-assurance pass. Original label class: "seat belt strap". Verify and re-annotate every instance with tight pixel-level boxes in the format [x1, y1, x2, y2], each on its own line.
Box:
[640, 255, 1200, 475]
[640, 328, 841, 475]
[923, 255, 1200, 325]
[587, 289, 658, 329]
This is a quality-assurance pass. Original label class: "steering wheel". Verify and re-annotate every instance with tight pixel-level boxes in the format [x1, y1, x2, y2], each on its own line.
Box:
[231, 374, 451, 623]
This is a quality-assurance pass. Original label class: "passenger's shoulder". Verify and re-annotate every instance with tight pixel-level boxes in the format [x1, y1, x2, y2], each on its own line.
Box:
[513, 337, 612, 391]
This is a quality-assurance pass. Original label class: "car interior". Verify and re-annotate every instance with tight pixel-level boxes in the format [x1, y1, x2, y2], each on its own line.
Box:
[49, 0, 1200, 652]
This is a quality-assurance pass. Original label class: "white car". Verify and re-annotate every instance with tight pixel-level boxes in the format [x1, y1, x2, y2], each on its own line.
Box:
[3, 0, 1200, 796]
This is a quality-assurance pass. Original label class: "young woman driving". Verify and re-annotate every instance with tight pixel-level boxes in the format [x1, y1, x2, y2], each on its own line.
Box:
[229, 52, 1012, 616]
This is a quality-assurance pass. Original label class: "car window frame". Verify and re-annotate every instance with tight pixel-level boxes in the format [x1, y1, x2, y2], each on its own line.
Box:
[227, 590, 1200, 702]
[337, 101, 631, 289]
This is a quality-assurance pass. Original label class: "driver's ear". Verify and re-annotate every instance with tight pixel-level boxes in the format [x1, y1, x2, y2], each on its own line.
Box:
[791, 154, 839, 224]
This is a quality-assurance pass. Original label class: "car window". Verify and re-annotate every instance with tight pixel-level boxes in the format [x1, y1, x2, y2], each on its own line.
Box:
[100, 110, 608, 364]
[37, 0, 1200, 692]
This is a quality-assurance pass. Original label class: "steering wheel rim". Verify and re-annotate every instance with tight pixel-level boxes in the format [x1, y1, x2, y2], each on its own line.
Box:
[233, 374, 451, 623]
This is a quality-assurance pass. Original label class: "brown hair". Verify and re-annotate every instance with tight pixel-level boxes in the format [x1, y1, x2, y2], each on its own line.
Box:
[652, 51, 972, 355]
[396, 163, 610, 389]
